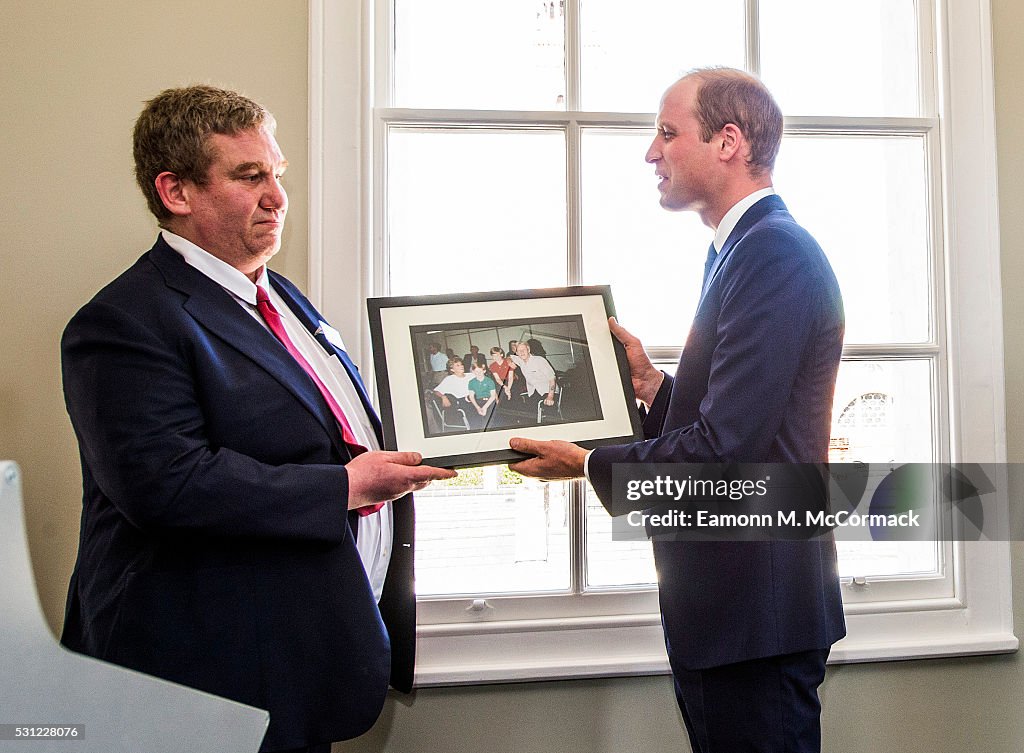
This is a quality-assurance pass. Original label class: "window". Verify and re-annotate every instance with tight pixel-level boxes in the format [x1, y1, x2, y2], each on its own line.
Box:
[311, 0, 1015, 684]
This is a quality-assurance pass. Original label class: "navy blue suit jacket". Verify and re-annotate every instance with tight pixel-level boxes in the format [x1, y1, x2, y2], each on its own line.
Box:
[589, 195, 847, 671]
[60, 237, 414, 750]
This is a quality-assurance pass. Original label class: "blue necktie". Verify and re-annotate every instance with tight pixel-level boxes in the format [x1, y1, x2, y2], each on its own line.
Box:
[701, 242, 718, 292]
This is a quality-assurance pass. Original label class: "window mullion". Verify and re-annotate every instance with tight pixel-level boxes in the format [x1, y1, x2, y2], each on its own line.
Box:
[566, 0, 584, 593]
[569, 480, 587, 595]
[567, 120, 582, 286]
[919, 0, 939, 119]
[565, 0, 581, 111]
[373, 117, 388, 301]
[746, 0, 761, 75]
[783, 116, 938, 134]
[373, 0, 392, 108]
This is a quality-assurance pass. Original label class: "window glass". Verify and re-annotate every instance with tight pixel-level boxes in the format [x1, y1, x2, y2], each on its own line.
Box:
[759, 0, 920, 117]
[774, 134, 932, 344]
[580, 0, 745, 112]
[580, 128, 707, 346]
[387, 128, 567, 295]
[394, 0, 566, 110]
[585, 483, 657, 589]
[830, 359, 935, 464]
[415, 468, 571, 596]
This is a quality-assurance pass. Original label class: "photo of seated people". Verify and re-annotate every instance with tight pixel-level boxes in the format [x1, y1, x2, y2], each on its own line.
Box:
[412, 316, 604, 437]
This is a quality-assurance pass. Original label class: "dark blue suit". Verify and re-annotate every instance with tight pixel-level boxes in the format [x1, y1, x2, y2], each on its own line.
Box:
[588, 195, 846, 749]
[60, 237, 414, 751]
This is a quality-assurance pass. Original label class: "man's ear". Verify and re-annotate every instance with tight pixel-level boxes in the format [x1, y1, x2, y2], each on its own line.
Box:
[154, 171, 192, 218]
[718, 123, 744, 164]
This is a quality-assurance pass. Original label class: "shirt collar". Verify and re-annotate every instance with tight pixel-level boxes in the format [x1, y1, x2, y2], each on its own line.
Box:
[161, 230, 266, 305]
[712, 186, 776, 252]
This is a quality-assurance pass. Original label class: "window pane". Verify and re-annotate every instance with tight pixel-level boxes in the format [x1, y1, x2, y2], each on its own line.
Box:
[830, 359, 934, 464]
[580, 0, 745, 112]
[415, 468, 570, 596]
[580, 128, 709, 347]
[774, 135, 931, 344]
[585, 483, 656, 589]
[387, 128, 567, 295]
[832, 358, 941, 579]
[760, 0, 920, 117]
[394, 0, 565, 110]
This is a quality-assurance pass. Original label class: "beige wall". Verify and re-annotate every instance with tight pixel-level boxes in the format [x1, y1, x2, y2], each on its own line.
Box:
[1, 1, 1022, 751]
[0, 0, 309, 626]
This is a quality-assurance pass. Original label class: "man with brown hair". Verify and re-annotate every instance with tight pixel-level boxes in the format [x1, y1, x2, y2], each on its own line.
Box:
[511, 68, 846, 753]
[60, 85, 454, 753]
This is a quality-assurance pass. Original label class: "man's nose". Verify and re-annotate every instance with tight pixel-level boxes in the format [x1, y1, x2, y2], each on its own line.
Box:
[264, 178, 288, 211]
[645, 139, 660, 163]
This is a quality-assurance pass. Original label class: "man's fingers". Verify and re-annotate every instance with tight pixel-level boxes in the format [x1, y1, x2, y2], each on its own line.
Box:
[377, 450, 423, 466]
[348, 453, 456, 509]
[608, 316, 637, 346]
[507, 458, 536, 476]
[508, 456, 563, 481]
[409, 464, 457, 481]
[372, 451, 456, 478]
[508, 438, 553, 479]
[509, 436, 544, 456]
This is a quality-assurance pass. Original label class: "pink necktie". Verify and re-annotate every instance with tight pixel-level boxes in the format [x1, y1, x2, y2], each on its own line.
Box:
[255, 286, 382, 516]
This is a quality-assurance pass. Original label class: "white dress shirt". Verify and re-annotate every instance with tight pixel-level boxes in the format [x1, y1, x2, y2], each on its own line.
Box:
[161, 230, 393, 602]
[712, 186, 776, 252]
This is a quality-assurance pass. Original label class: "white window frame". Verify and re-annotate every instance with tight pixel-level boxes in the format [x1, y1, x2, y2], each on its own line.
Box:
[309, 0, 1016, 686]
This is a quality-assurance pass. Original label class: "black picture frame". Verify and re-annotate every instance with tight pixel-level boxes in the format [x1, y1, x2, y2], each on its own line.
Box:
[367, 286, 643, 468]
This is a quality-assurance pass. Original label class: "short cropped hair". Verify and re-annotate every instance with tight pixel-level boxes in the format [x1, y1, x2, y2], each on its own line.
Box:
[447, 358, 464, 372]
[133, 85, 275, 222]
[489, 347, 505, 357]
[686, 67, 783, 176]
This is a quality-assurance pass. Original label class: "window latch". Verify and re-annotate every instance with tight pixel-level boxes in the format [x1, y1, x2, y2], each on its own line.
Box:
[466, 599, 494, 614]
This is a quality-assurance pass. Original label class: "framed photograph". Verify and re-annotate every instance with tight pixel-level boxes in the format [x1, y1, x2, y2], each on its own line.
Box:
[367, 286, 643, 468]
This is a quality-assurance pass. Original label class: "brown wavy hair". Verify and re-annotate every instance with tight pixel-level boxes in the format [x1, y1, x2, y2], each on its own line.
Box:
[132, 85, 275, 223]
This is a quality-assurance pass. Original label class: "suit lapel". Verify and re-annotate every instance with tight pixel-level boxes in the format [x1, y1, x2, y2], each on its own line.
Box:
[697, 194, 788, 308]
[148, 239, 347, 452]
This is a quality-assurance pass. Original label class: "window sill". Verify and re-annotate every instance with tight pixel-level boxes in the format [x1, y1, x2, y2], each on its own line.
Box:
[413, 609, 1018, 687]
